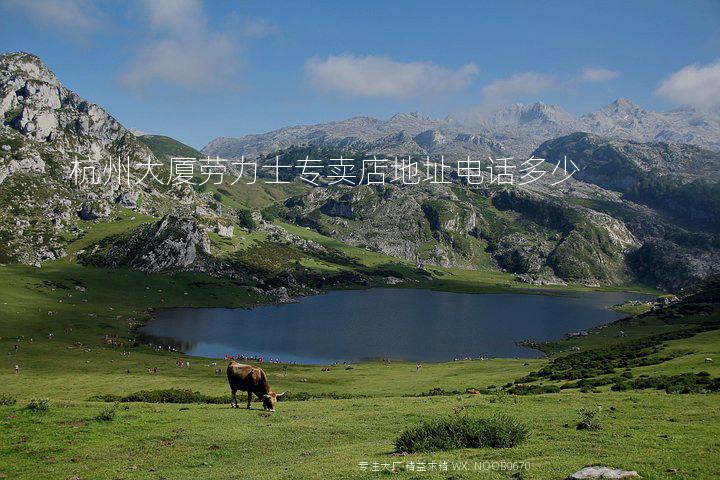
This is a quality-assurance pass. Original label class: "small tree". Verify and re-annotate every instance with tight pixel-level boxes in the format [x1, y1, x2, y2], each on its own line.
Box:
[237, 209, 257, 231]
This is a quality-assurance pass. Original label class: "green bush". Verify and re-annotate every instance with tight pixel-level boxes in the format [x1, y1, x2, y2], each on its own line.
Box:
[418, 387, 461, 397]
[0, 393, 17, 406]
[96, 403, 118, 421]
[121, 389, 228, 404]
[237, 209, 257, 231]
[576, 407, 602, 430]
[395, 415, 529, 453]
[507, 384, 560, 395]
[632, 373, 720, 394]
[26, 397, 50, 412]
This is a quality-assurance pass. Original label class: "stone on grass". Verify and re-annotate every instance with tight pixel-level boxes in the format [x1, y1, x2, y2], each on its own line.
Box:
[568, 466, 640, 479]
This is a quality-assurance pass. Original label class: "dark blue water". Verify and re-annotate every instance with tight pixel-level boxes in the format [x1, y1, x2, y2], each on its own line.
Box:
[139, 288, 652, 363]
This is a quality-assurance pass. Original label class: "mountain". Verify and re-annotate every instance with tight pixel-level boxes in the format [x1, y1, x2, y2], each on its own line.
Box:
[581, 99, 720, 151]
[2, 51, 719, 291]
[138, 134, 202, 163]
[0, 52, 224, 265]
[203, 100, 720, 160]
[533, 132, 720, 192]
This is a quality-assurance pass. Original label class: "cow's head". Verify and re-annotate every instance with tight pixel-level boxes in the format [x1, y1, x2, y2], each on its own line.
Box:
[262, 391, 286, 411]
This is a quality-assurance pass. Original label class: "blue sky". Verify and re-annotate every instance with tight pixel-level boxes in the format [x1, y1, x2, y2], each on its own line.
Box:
[1, 0, 719, 149]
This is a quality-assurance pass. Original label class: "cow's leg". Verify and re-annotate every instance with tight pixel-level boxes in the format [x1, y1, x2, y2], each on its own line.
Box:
[246, 390, 252, 409]
[231, 387, 238, 408]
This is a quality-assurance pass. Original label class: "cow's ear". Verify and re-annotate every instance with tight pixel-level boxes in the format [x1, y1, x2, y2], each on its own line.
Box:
[276, 391, 287, 398]
[262, 394, 270, 399]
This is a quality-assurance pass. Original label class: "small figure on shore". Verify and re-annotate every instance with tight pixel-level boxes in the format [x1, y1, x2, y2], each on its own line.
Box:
[416, 364, 422, 373]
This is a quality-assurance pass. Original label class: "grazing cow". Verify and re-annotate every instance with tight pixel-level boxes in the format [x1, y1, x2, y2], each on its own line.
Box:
[227, 361, 286, 411]
[705, 357, 713, 363]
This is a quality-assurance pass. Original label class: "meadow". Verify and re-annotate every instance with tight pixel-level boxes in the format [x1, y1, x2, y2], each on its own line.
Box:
[1, 217, 719, 479]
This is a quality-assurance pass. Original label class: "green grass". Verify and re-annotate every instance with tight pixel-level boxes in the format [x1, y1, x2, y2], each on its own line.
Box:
[1, 392, 718, 479]
[137, 135, 202, 163]
[395, 414, 529, 452]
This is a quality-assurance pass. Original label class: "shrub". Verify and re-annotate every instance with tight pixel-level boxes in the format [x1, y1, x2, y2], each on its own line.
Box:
[506, 384, 560, 395]
[26, 397, 50, 412]
[576, 407, 602, 430]
[632, 373, 720, 394]
[611, 382, 631, 391]
[0, 393, 17, 406]
[418, 387, 461, 397]
[395, 415, 529, 453]
[96, 403, 118, 421]
[237, 209, 257, 231]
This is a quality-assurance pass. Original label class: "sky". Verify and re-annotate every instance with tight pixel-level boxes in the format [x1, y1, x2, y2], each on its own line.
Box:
[1, 0, 719, 149]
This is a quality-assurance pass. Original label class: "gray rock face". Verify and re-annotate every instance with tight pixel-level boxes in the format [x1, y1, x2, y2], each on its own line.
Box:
[78, 202, 111, 221]
[567, 466, 640, 479]
[0, 52, 223, 266]
[80, 215, 211, 273]
[582, 99, 720, 152]
[115, 191, 140, 209]
[216, 223, 234, 237]
[0, 153, 45, 186]
[139, 216, 211, 272]
[0, 52, 148, 159]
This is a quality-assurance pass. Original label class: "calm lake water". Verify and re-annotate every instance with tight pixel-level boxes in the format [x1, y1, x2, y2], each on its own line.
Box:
[139, 288, 652, 364]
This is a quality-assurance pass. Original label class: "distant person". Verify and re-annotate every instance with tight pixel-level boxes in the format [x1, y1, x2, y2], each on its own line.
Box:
[14, 364, 20, 374]
[416, 364, 422, 372]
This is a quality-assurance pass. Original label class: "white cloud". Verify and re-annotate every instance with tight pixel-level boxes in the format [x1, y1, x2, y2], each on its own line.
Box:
[481, 72, 554, 107]
[305, 54, 478, 98]
[241, 18, 279, 39]
[657, 59, 720, 110]
[121, 0, 245, 91]
[0, 0, 102, 40]
[576, 67, 619, 83]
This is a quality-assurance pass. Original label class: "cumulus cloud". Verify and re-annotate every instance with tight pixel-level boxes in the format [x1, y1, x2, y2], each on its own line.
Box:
[0, 0, 103, 40]
[480, 72, 554, 107]
[576, 67, 619, 83]
[121, 0, 270, 91]
[305, 54, 478, 98]
[656, 59, 720, 110]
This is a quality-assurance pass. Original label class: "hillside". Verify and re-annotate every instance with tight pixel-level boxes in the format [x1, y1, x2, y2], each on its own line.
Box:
[2, 52, 719, 292]
[138, 134, 202, 163]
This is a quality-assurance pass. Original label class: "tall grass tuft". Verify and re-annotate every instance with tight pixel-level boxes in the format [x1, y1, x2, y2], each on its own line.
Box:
[26, 397, 50, 412]
[395, 414, 529, 453]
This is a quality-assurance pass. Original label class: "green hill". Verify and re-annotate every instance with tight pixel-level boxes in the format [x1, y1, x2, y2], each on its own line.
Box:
[138, 134, 203, 163]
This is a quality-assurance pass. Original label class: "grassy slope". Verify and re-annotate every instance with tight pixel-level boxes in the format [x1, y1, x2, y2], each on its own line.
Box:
[1, 215, 719, 479]
[137, 135, 202, 162]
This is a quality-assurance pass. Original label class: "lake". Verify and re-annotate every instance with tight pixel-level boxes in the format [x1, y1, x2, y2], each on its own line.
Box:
[139, 288, 653, 364]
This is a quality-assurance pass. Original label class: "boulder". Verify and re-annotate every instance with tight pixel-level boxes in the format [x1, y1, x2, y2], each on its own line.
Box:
[567, 466, 640, 479]
[217, 223, 234, 238]
[115, 191, 140, 209]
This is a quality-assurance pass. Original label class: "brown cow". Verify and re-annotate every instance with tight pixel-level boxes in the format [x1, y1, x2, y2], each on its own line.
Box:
[226, 361, 286, 411]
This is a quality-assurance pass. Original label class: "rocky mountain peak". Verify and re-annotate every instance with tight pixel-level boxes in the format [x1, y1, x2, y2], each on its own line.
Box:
[484, 102, 577, 128]
[1, 51, 149, 159]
